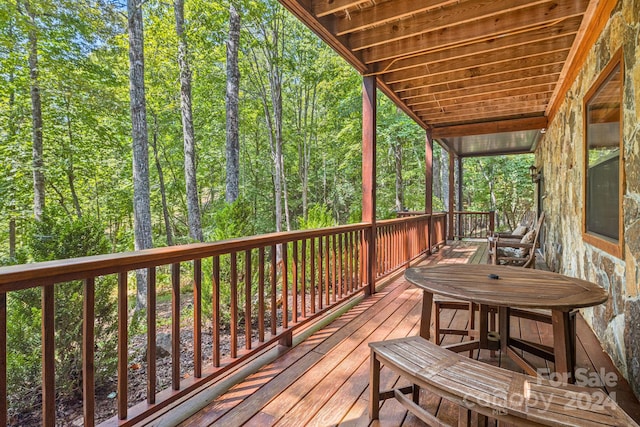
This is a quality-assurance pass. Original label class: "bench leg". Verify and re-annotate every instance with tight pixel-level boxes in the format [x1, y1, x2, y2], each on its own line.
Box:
[458, 406, 471, 427]
[412, 384, 420, 405]
[369, 349, 380, 420]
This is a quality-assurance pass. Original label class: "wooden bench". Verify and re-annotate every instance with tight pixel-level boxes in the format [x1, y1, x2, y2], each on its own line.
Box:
[369, 336, 638, 426]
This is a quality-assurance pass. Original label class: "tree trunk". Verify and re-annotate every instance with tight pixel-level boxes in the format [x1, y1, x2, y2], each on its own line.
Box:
[63, 95, 82, 218]
[23, 0, 45, 221]
[442, 150, 450, 211]
[128, 0, 153, 309]
[394, 140, 403, 211]
[433, 147, 441, 201]
[151, 111, 174, 246]
[225, 2, 241, 204]
[174, 0, 203, 242]
[9, 219, 16, 260]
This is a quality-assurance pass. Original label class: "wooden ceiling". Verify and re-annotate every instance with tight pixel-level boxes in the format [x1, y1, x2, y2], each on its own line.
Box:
[279, 0, 604, 155]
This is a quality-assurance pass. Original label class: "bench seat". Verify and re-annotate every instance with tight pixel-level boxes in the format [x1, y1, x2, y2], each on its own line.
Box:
[369, 336, 637, 426]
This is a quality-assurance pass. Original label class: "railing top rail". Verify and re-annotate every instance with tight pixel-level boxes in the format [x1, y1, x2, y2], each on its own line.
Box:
[453, 211, 493, 215]
[0, 222, 370, 292]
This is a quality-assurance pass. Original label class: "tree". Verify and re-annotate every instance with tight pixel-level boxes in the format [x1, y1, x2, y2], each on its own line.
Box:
[19, 0, 45, 221]
[174, 0, 202, 242]
[225, 2, 240, 204]
[127, 0, 153, 308]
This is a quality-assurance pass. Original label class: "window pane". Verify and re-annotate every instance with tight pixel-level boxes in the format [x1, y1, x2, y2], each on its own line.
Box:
[585, 64, 621, 241]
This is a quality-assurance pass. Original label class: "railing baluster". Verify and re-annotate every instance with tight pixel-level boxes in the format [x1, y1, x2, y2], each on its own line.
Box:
[230, 252, 238, 358]
[0, 292, 5, 426]
[324, 235, 330, 306]
[147, 267, 156, 403]
[193, 260, 202, 377]
[245, 250, 252, 350]
[292, 241, 298, 324]
[281, 243, 288, 329]
[171, 263, 180, 390]
[301, 239, 306, 319]
[212, 256, 220, 367]
[83, 278, 95, 427]
[338, 234, 343, 298]
[258, 248, 265, 343]
[317, 237, 323, 310]
[42, 285, 55, 426]
[310, 238, 316, 314]
[331, 234, 337, 302]
[270, 245, 277, 336]
[117, 272, 128, 420]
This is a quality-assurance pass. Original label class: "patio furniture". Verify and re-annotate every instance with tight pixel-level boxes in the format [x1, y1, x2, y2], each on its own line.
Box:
[495, 210, 536, 239]
[488, 212, 545, 268]
[405, 264, 608, 378]
[369, 336, 639, 426]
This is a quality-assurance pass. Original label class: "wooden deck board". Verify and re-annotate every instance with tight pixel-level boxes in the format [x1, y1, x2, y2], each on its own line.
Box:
[174, 241, 640, 427]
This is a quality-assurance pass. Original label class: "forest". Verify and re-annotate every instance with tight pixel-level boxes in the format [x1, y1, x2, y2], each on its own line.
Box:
[0, 0, 533, 423]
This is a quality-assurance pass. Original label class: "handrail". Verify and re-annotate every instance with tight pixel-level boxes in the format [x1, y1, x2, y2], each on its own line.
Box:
[0, 215, 447, 426]
[452, 210, 495, 239]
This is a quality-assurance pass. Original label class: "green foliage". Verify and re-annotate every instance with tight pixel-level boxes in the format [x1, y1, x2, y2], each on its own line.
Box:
[210, 197, 256, 241]
[298, 204, 335, 229]
[7, 214, 116, 411]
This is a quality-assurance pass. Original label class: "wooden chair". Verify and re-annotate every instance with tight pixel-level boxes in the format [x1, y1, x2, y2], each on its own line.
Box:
[494, 210, 536, 239]
[488, 211, 545, 268]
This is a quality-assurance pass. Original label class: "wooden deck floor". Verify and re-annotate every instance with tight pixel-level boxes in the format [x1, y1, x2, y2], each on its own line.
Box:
[165, 241, 640, 426]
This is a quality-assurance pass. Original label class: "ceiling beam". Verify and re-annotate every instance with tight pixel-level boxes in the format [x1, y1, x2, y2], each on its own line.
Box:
[313, 0, 371, 18]
[393, 50, 568, 93]
[407, 79, 558, 107]
[400, 65, 564, 100]
[376, 80, 429, 131]
[361, 0, 589, 64]
[350, 0, 549, 51]
[383, 38, 573, 85]
[335, 0, 458, 36]
[412, 92, 554, 114]
[372, 16, 582, 76]
[423, 107, 547, 125]
[417, 100, 550, 119]
[430, 117, 548, 138]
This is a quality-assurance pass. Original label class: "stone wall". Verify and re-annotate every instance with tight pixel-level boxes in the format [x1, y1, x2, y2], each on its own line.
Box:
[536, 0, 640, 398]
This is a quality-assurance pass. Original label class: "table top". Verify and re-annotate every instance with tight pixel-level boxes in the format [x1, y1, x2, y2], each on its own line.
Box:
[405, 264, 608, 311]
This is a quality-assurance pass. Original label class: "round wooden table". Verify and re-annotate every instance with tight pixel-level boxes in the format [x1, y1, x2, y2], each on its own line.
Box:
[405, 264, 608, 380]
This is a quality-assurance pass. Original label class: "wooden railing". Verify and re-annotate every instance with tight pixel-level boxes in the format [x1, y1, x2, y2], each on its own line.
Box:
[0, 215, 446, 426]
[453, 211, 495, 239]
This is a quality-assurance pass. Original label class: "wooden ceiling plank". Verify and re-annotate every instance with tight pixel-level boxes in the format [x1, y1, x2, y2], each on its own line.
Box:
[335, 0, 458, 36]
[393, 50, 568, 93]
[411, 89, 556, 111]
[400, 65, 564, 100]
[350, 0, 550, 51]
[313, 0, 372, 18]
[546, 0, 619, 121]
[431, 117, 548, 138]
[424, 108, 546, 126]
[407, 79, 558, 107]
[415, 99, 551, 117]
[383, 37, 574, 85]
[361, 0, 589, 64]
[373, 18, 581, 76]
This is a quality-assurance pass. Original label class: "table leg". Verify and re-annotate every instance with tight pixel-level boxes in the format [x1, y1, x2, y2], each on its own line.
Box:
[479, 304, 489, 349]
[499, 306, 510, 354]
[420, 291, 433, 340]
[552, 310, 574, 383]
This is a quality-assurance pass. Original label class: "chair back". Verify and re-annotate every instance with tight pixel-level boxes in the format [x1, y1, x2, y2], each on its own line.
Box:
[522, 212, 545, 268]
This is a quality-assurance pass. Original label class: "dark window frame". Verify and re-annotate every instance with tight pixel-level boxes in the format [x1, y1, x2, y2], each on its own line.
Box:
[582, 48, 624, 258]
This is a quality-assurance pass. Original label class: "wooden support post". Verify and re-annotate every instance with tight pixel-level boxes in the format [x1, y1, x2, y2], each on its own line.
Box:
[425, 131, 434, 254]
[457, 156, 463, 238]
[362, 75, 377, 295]
[448, 152, 455, 240]
[425, 130, 433, 215]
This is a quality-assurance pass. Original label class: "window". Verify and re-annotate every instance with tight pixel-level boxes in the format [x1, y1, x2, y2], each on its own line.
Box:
[583, 49, 624, 258]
